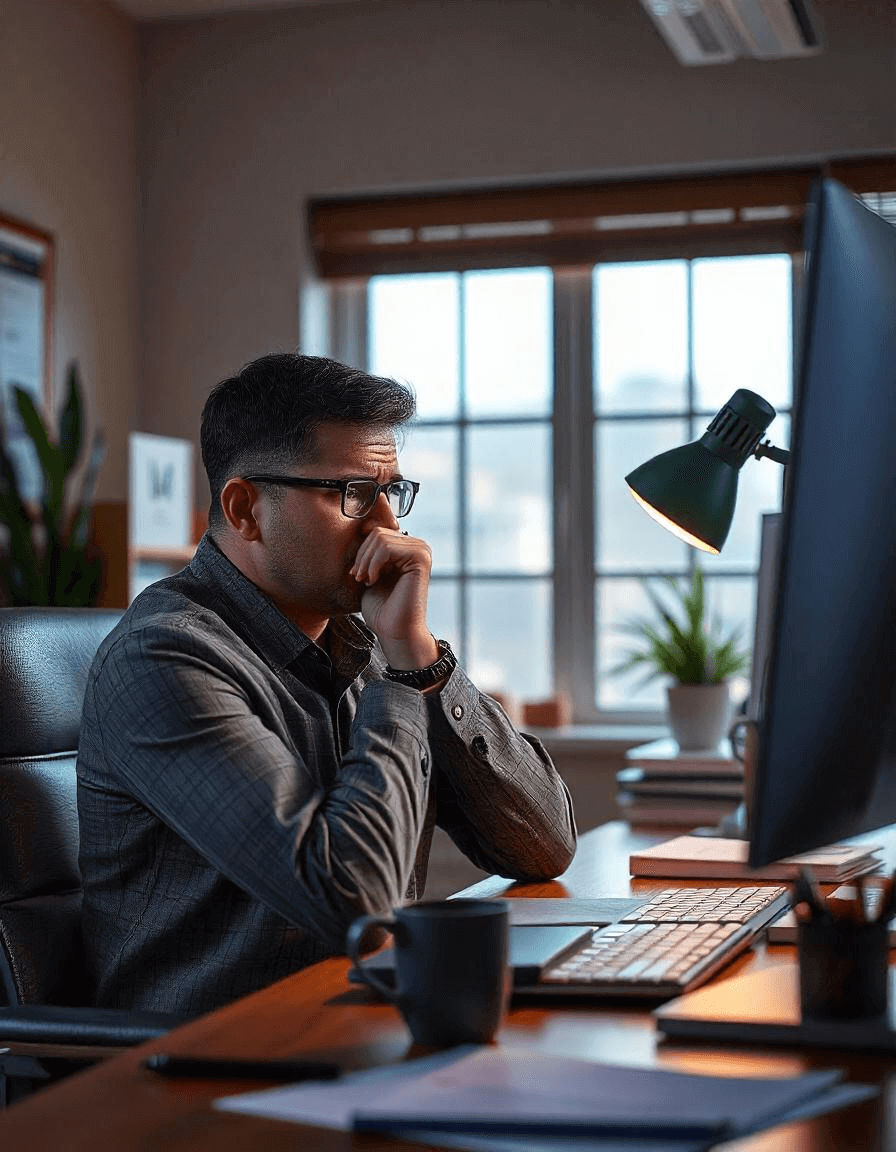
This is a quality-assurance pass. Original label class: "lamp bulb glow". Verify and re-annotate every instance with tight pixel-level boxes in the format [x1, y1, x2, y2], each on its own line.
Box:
[627, 487, 720, 555]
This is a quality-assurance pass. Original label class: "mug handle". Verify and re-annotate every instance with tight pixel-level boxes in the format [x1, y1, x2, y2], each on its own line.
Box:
[345, 914, 399, 1002]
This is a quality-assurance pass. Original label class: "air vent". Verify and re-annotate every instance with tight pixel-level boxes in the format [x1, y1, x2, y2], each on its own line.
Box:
[640, 0, 823, 65]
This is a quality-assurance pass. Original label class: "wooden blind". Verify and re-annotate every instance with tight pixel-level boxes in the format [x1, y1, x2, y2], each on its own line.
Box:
[308, 155, 896, 278]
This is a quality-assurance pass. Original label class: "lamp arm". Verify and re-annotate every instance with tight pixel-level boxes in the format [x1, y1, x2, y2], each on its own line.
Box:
[753, 439, 791, 466]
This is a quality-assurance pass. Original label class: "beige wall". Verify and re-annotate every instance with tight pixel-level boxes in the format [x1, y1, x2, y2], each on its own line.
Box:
[137, 0, 896, 506]
[2, 0, 894, 505]
[0, 0, 140, 501]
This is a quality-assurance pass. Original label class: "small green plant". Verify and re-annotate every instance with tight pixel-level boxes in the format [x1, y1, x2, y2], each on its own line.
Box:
[0, 363, 105, 606]
[612, 567, 750, 686]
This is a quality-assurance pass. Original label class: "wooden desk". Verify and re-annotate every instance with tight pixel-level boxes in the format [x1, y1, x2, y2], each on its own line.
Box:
[1, 821, 893, 1150]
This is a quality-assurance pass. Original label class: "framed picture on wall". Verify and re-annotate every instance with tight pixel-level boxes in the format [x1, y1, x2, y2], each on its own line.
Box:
[0, 211, 54, 503]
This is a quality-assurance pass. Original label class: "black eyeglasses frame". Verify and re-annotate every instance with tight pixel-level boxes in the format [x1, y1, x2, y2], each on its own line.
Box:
[242, 474, 420, 519]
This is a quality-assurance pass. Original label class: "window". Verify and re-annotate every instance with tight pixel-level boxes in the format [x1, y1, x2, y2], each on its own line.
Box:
[312, 157, 896, 722]
[364, 257, 792, 718]
[369, 269, 554, 700]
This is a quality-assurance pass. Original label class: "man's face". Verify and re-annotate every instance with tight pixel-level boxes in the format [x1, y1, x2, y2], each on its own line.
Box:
[254, 422, 402, 631]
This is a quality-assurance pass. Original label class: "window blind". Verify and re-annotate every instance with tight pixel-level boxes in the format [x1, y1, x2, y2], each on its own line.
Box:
[308, 155, 896, 278]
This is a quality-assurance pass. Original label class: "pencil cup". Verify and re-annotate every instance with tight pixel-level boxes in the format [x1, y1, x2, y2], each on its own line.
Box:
[346, 899, 510, 1048]
[797, 917, 889, 1023]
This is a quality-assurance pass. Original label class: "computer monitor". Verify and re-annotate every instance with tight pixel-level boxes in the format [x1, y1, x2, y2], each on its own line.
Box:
[749, 177, 896, 868]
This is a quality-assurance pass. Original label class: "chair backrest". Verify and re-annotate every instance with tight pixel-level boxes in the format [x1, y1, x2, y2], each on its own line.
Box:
[0, 607, 122, 1007]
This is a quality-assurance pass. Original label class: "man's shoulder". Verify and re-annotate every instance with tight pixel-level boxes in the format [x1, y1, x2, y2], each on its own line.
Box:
[93, 575, 246, 673]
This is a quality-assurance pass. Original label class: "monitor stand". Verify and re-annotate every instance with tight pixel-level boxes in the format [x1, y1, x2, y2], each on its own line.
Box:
[655, 966, 896, 1053]
[692, 801, 749, 840]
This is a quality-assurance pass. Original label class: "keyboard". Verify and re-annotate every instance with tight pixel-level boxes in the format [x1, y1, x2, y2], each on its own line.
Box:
[533, 885, 789, 1000]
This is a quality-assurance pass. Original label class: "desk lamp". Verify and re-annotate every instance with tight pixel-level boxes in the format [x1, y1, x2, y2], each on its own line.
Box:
[625, 388, 790, 554]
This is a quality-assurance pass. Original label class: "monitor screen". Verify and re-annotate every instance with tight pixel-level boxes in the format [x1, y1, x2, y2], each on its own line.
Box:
[749, 177, 896, 867]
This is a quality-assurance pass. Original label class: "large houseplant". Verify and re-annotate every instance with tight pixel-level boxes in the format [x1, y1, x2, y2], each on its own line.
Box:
[0, 363, 105, 606]
[613, 567, 750, 750]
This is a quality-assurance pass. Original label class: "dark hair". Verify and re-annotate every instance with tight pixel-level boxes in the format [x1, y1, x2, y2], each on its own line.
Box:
[201, 353, 416, 531]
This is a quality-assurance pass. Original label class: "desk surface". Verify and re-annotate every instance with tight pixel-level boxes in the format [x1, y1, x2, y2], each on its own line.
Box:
[2, 820, 894, 1150]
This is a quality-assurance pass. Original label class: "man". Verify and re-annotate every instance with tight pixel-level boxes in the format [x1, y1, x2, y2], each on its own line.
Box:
[77, 353, 576, 1017]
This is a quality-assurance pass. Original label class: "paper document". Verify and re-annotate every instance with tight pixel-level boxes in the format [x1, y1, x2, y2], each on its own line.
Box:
[215, 1044, 871, 1148]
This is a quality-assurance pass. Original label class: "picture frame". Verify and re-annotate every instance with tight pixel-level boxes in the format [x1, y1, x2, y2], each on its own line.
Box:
[0, 210, 55, 502]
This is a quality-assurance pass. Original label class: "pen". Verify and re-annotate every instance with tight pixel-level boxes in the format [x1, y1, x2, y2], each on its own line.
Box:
[792, 868, 829, 922]
[143, 1054, 341, 1082]
[876, 871, 896, 925]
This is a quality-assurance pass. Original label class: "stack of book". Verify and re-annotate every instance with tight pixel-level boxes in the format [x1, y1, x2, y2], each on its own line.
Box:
[616, 738, 743, 828]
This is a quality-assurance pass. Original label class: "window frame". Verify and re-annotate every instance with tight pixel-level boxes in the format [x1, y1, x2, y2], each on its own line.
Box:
[319, 158, 896, 724]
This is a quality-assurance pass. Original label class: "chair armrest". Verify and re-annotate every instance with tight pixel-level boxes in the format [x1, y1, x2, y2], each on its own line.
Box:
[0, 1004, 185, 1048]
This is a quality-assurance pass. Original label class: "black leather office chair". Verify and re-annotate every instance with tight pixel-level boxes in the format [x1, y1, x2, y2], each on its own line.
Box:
[0, 607, 183, 1106]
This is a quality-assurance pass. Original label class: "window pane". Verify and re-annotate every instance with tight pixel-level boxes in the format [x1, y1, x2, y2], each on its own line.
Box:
[702, 415, 790, 571]
[597, 418, 689, 572]
[597, 577, 672, 710]
[693, 255, 792, 412]
[468, 579, 551, 699]
[426, 578, 460, 654]
[597, 574, 753, 712]
[398, 425, 459, 574]
[468, 424, 551, 574]
[701, 574, 753, 712]
[594, 262, 688, 414]
[464, 268, 552, 417]
[369, 273, 460, 419]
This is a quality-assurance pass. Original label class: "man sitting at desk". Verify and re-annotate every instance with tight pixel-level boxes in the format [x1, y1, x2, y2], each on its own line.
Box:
[76, 353, 577, 1017]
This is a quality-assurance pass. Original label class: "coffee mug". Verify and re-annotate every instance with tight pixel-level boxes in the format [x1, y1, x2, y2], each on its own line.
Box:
[345, 899, 510, 1047]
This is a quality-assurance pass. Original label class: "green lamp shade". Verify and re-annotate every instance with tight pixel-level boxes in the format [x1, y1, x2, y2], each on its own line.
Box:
[625, 389, 778, 554]
[625, 441, 739, 555]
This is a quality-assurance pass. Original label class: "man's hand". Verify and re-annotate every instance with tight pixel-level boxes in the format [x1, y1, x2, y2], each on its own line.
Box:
[350, 527, 439, 670]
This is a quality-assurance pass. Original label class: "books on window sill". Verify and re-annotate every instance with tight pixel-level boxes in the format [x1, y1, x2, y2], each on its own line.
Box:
[623, 738, 744, 778]
[617, 791, 740, 828]
[617, 738, 743, 827]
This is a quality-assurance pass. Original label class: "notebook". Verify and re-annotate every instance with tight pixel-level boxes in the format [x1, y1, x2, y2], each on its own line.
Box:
[629, 835, 882, 882]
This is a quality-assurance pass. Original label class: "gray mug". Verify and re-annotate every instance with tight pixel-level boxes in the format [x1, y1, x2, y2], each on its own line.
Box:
[346, 899, 510, 1047]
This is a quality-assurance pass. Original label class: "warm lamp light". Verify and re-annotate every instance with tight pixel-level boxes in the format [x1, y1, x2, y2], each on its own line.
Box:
[625, 389, 790, 553]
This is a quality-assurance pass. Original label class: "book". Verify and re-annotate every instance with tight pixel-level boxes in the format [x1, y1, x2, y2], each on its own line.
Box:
[617, 793, 739, 828]
[617, 768, 744, 799]
[629, 834, 882, 882]
[624, 738, 743, 779]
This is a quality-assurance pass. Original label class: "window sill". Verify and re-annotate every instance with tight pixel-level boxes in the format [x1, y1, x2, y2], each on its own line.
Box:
[525, 723, 667, 755]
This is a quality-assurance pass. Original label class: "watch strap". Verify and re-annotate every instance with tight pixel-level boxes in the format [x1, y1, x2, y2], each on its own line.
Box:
[384, 639, 456, 688]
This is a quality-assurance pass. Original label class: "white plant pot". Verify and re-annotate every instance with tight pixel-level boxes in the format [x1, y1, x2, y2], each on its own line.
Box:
[666, 682, 732, 752]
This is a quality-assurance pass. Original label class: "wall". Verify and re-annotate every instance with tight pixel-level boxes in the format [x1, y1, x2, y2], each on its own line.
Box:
[0, 0, 141, 503]
[138, 0, 896, 505]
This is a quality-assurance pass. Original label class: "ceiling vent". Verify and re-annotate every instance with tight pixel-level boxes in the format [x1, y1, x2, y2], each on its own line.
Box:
[640, 0, 823, 65]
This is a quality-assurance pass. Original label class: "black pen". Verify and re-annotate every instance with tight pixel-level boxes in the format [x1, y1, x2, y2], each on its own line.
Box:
[793, 867, 829, 922]
[143, 1054, 341, 1082]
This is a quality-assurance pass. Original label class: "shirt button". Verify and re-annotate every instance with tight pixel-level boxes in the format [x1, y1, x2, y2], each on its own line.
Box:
[452, 704, 464, 720]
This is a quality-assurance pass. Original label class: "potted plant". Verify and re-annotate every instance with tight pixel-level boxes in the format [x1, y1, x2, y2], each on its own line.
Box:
[612, 567, 750, 750]
[0, 362, 105, 606]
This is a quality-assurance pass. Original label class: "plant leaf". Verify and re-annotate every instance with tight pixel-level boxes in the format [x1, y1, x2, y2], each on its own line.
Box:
[58, 363, 84, 474]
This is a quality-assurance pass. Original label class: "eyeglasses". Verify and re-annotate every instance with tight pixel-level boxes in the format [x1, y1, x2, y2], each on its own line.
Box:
[243, 474, 420, 519]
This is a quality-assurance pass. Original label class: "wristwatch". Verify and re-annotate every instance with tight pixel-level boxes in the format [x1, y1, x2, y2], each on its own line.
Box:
[384, 639, 457, 689]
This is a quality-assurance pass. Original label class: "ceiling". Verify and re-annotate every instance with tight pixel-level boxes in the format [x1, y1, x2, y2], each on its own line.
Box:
[112, 0, 364, 21]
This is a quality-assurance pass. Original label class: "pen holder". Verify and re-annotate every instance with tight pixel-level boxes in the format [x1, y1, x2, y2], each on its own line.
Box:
[797, 916, 889, 1023]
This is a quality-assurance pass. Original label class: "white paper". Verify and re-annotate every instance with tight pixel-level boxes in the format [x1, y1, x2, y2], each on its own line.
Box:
[214, 1045, 863, 1147]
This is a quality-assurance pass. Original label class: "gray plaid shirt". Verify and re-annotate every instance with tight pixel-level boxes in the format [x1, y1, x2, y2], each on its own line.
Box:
[76, 535, 576, 1016]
